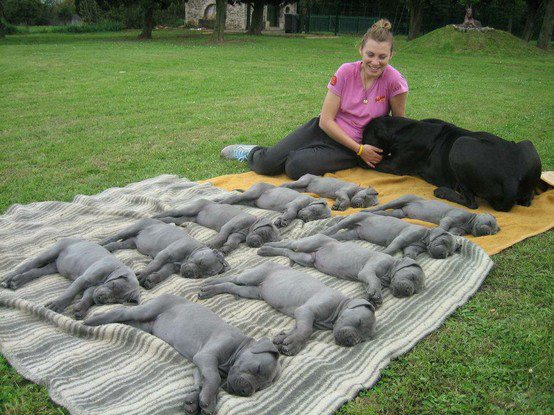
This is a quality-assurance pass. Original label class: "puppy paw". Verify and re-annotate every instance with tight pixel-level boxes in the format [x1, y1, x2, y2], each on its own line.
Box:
[183, 390, 200, 414]
[277, 334, 305, 356]
[433, 187, 450, 199]
[273, 217, 289, 228]
[332, 202, 348, 211]
[257, 246, 278, 256]
[198, 285, 219, 299]
[1, 274, 25, 290]
[272, 331, 288, 345]
[199, 393, 216, 415]
[140, 274, 159, 290]
[73, 301, 89, 320]
[365, 291, 383, 310]
[45, 300, 66, 314]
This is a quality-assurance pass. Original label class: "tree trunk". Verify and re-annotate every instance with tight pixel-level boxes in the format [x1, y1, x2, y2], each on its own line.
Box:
[212, 0, 227, 42]
[138, 2, 155, 40]
[407, 0, 423, 41]
[0, 0, 5, 39]
[248, 0, 264, 35]
[522, 0, 540, 42]
[537, 0, 553, 48]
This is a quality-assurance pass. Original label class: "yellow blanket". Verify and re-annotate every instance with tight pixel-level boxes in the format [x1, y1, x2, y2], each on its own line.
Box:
[205, 168, 554, 256]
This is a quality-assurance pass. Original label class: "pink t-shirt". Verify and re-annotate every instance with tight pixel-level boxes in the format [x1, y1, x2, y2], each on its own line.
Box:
[327, 61, 409, 143]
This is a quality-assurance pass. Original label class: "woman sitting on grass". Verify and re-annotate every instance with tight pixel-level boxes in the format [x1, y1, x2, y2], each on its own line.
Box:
[221, 19, 408, 179]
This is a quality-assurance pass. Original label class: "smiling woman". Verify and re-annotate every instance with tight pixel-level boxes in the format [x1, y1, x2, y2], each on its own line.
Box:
[220, 19, 409, 178]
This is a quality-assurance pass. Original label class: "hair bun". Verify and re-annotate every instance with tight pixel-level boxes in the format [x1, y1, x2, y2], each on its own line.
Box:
[372, 19, 392, 31]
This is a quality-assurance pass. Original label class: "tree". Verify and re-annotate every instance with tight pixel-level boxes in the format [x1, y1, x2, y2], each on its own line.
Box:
[522, 0, 541, 41]
[0, 0, 6, 38]
[248, 0, 264, 35]
[537, 0, 553, 48]
[211, 0, 227, 41]
[407, 0, 425, 40]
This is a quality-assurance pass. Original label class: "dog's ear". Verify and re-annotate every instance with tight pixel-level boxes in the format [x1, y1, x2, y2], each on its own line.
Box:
[250, 338, 279, 356]
[346, 298, 375, 312]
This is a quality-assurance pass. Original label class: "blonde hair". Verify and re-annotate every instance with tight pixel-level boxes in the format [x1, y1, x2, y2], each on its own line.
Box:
[361, 19, 394, 52]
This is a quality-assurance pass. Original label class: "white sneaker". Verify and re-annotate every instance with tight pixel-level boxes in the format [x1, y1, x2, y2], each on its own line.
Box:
[220, 144, 257, 162]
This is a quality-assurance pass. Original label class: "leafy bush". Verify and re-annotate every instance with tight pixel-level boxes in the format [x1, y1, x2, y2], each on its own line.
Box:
[4, 0, 49, 25]
[51, 20, 124, 33]
[79, 0, 101, 24]
[54, 0, 76, 25]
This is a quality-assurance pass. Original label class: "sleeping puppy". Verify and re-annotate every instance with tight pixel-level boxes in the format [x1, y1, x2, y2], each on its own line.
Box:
[1, 238, 140, 319]
[280, 174, 379, 211]
[215, 183, 331, 228]
[362, 116, 541, 211]
[367, 194, 499, 236]
[258, 234, 424, 308]
[101, 218, 229, 289]
[322, 212, 460, 259]
[85, 294, 280, 415]
[198, 262, 376, 356]
[154, 199, 280, 255]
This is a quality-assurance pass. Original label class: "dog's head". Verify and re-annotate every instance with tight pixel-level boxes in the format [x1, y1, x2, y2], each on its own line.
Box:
[180, 248, 229, 278]
[226, 338, 281, 397]
[472, 213, 499, 236]
[389, 258, 425, 298]
[298, 199, 332, 222]
[427, 227, 460, 259]
[333, 298, 376, 347]
[351, 187, 379, 208]
[246, 218, 280, 248]
[93, 267, 140, 305]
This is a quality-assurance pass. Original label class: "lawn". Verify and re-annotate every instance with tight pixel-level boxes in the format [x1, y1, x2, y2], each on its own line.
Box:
[0, 28, 553, 414]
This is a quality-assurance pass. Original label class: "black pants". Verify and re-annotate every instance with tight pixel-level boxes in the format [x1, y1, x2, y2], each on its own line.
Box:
[248, 117, 361, 179]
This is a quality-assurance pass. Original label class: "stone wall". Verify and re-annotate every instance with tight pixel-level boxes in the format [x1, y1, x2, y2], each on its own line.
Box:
[185, 1, 297, 31]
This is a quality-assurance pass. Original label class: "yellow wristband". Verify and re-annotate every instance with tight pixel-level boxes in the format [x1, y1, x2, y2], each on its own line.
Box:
[356, 145, 364, 156]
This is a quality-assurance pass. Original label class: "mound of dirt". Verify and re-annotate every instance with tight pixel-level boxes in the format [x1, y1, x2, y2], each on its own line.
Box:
[403, 25, 543, 55]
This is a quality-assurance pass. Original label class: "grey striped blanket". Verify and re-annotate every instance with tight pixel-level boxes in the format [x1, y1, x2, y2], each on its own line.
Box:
[0, 175, 493, 415]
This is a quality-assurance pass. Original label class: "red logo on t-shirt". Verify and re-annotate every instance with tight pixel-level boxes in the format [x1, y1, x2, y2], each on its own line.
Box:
[375, 95, 386, 103]
[330, 75, 337, 86]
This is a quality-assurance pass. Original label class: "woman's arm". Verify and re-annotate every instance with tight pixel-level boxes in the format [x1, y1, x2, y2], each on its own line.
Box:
[319, 91, 383, 168]
[390, 92, 407, 117]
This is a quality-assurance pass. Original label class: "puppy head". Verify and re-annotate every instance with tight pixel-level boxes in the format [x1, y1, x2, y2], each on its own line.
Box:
[389, 258, 425, 298]
[297, 199, 331, 222]
[472, 213, 499, 236]
[93, 267, 140, 305]
[246, 218, 280, 248]
[427, 228, 459, 259]
[182, 248, 229, 278]
[227, 338, 281, 397]
[333, 299, 376, 347]
[351, 187, 379, 208]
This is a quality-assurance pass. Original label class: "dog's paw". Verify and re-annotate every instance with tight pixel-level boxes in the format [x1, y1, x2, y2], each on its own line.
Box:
[332, 202, 348, 211]
[45, 300, 66, 314]
[257, 246, 278, 256]
[184, 390, 200, 414]
[433, 187, 450, 199]
[277, 333, 305, 356]
[198, 285, 220, 299]
[73, 301, 89, 320]
[274, 217, 289, 228]
[1, 274, 23, 290]
[139, 274, 158, 290]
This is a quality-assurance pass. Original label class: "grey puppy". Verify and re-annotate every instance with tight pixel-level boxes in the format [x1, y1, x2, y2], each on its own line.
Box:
[1, 238, 140, 319]
[101, 218, 229, 289]
[366, 194, 500, 236]
[154, 199, 280, 255]
[322, 212, 460, 259]
[198, 262, 376, 356]
[281, 174, 379, 211]
[258, 234, 424, 308]
[215, 183, 331, 228]
[84, 294, 280, 415]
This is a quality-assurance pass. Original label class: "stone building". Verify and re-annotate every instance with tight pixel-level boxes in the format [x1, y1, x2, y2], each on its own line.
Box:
[185, 1, 297, 31]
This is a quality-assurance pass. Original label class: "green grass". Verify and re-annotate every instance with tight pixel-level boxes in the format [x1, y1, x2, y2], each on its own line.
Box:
[0, 28, 553, 414]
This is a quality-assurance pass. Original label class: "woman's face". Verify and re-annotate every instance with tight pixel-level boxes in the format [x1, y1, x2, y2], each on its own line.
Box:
[359, 39, 393, 79]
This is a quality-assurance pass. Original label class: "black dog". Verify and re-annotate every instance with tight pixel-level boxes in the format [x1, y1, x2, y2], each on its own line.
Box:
[362, 117, 541, 211]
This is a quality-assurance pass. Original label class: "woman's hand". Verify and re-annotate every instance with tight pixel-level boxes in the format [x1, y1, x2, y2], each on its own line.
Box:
[359, 145, 383, 168]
